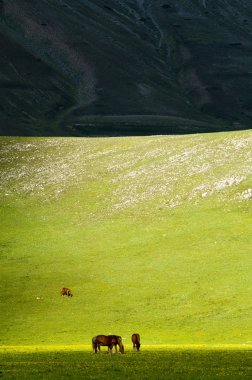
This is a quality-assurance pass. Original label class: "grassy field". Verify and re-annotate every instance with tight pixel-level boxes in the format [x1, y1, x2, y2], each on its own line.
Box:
[1, 345, 252, 379]
[0, 130, 252, 377]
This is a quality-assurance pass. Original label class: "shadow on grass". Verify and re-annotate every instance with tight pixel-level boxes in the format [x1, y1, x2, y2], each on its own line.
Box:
[1, 349, 252, 379]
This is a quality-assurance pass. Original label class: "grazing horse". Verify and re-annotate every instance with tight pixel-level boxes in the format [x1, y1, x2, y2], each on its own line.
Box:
[92, 335, 124, 353]
[132, 333, 141, 351]
[60, 287, 73, 297]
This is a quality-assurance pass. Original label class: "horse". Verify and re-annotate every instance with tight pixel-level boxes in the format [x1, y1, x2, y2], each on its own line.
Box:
[60, 287, 73, 297]
[132, 333, 141, 351]
[92, 335, 124, 353]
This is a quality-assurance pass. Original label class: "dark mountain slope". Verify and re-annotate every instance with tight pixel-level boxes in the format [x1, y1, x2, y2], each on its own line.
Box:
[0, 0, 252, 135]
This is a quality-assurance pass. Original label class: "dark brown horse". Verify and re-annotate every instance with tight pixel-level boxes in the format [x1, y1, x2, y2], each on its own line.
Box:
[92, 335, 124, 353]
[60, 287, 73, 297]
[132, 333, 141, 351]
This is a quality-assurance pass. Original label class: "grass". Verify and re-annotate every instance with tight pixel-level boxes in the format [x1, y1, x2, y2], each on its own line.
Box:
[1, 346, 252, 379]
[0, 130, 252, 377]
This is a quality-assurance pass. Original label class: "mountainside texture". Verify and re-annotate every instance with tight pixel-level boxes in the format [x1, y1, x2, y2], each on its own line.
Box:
[1, 0, 252, 136]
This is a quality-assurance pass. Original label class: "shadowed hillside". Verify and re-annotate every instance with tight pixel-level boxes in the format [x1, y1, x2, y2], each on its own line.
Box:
[0, 0, 252, 135]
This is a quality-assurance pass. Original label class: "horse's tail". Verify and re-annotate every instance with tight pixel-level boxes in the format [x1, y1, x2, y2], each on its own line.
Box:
[117, 336, 124, 354]
[92, 336, 97, 352]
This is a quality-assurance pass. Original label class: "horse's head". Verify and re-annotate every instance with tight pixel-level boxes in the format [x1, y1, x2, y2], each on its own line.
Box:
[119, 343, 125, 353]
[117, 336, 124, 353]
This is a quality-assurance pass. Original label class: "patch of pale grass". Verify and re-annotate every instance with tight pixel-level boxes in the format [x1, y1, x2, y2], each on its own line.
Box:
[1, 343, 252, 354]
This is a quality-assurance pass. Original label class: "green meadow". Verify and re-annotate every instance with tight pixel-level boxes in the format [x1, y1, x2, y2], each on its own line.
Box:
[1, 346, 252, 379]
[1, 131, 252, 378]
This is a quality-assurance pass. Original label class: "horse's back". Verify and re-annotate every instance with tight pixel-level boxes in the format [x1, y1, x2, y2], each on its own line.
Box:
[132, 333, 140, 342]
[95, 335, 110, 346]
[60, 287, 72, 297]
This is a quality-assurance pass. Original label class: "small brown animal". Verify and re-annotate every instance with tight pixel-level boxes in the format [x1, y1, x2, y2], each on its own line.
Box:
[132, 333, 141, 351]
[60, 287, 73, 297]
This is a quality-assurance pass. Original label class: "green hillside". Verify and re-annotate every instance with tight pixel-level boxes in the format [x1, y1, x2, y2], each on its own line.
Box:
[1, 130, 252, 347]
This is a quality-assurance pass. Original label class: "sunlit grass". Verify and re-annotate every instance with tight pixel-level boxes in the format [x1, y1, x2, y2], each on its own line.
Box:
[1, 344, 252, 353]
[1, 131, 252, 351]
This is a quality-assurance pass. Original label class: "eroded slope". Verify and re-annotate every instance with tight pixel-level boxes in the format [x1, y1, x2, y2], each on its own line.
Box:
[1, 0, 252, 134]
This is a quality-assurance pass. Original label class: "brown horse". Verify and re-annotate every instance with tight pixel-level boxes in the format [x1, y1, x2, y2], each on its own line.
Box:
[60, 287, 73, 297]
[132, 333, 141, 351]
[92, 335, 124, 353]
